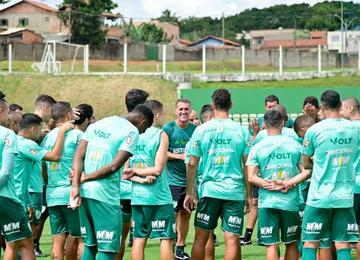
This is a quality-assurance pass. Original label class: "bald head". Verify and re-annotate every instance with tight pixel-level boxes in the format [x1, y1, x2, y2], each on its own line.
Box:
[340, 97, 360, 120]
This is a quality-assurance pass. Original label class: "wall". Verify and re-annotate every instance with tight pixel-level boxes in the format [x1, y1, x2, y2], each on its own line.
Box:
[181, 86, 360, 114]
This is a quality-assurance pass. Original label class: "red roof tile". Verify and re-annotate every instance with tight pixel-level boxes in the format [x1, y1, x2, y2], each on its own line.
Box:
[262, 38, 327, 49]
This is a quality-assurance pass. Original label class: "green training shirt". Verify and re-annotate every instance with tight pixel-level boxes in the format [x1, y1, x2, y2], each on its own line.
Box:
[42, 128, 82, 207]
[352, 120, 360, 194]
[246, 135, 302, 212]
[80, 116, 139, 206]
[189, 118, 250, 201]
[163, 121, 196, 187]
[130, 127, 172, 206]
[303, 118, 360, 208]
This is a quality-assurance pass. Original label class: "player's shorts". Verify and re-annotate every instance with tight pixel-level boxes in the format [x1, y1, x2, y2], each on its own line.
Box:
[252, 186, 259, 199]
[302, 205, 359, 243]
[132, 204, 176, 239]
[120, 199, 132, 224]
[48, 205, 81, 237]
[195, 197, 244, 235]
[79, 198, 122, 253]
[28, 192, 43, 225]
[0, 196, 32, 243]
[258, 208, 300, 245]
[169, 185, 186, 212]
[353, 194, 360, 225]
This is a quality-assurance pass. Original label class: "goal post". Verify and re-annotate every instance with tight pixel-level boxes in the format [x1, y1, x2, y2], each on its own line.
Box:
[32, 41, 89, 74]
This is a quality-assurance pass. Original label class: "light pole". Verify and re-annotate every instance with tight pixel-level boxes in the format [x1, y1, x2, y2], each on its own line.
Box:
[341, 0, 343, 70]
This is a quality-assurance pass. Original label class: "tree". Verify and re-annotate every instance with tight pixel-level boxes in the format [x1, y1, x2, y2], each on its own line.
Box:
[158, 9, 179, 25]
[0, 1, 8, 4]
[137, 23, 166, 44]
[60, 0, 118, 48]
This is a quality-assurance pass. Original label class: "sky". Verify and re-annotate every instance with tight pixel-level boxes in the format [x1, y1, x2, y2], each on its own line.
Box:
[43, 0, 326, 19]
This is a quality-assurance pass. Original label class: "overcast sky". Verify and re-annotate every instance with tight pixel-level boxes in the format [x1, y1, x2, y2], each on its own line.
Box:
[42, 0, 328, 19]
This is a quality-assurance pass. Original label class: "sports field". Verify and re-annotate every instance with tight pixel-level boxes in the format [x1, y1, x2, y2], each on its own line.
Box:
[0, 75, 359, 259]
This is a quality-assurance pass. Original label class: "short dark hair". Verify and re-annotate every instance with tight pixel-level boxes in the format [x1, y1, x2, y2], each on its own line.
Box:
[272, 104, 288, 122]
[20, 113, 43, 130]
[132, 104, 154, 128]
[212, 89, 231, 111]
[175, 99, 191, 107]
[51, 102, 72, 122]
[303, 96, 319, 109]
[35, 94, 56, 106]
[294, 115, 315, 134]
[0, 91, 7, 103]
[343, 97, 360, 112]
[125, 89, 149, 112]
[264, 110, 283, 128]
[9, 104, 23, 112]
[144, 100, 163, 114]
[200, 104, 212, 123]
[74, 103, 93, 125]
[321, 90, 341, 110]
[265, 95, 280, 105]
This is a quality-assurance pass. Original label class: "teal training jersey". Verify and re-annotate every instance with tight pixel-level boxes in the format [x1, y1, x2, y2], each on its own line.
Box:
[303, 118, 360, 208]
[14, 135, 47, 208]
[28, 161, 43, 193]
[253, 127, 299, 146]
[80, 116, 139, 206]
[120, 180, 132, 200]
[0, 126, 19, 202]
[42, 128, 82, 207]
[189, 118, 250, 201]
[130, 127, 172, 206]
[246, 135, 302, 212]
[163, 121, 196, 187]
[352, 120, 360, 194]
[257, 116, 294, 130]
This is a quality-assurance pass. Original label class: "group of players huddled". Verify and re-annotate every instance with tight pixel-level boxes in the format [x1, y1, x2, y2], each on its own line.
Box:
[0, 87, 359, 260]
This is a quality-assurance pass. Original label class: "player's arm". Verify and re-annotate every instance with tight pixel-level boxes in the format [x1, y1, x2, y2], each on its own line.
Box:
[302, 155, 313, 170]
[129, 175, 157, 184]
[0, 153, 15, 185]
[283, 163, 311, 189]
[72, 139, 88, 188]
[43, 121, 74, 162]
[167, 151, 184, 160]
[129, 132, 168, 177]
[242, 155, 252, 213]
[81, 150, 132, 183]
[183, 154, 199, 213]
[42, 161, 48, 184]
[247, 165, 271, 188]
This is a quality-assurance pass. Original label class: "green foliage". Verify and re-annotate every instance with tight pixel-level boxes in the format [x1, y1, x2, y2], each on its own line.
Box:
[137, 23, 166, 44]
[158, 9, 179, 25]
[179, 1, 360, 41]
[60, 0, 117, 48]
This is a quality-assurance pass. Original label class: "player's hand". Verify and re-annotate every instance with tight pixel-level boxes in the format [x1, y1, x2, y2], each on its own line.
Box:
[183, 193, 198, 213]
[28, 207, 35, 219]
[303, 103, 318, 119]
[69, 187, 81, 208]
[245, 196, 252, 214]
[60, 121, 74, 132]
[142, 175, 156, 184]
[250, 118, 260, 135]
[178, 153, 186, 161]
[122, 168, 135, 180]
[72, 108, 81, 121]
[279, 180, 295, 193]
[80, 172, 86, 183]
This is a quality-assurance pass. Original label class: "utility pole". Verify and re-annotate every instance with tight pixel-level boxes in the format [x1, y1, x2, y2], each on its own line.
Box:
[222, 12, 225, 40]
[341, 0, 344, 70]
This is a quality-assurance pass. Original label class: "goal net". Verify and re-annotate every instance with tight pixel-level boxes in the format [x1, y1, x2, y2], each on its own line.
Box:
[32, 41, 89, 74]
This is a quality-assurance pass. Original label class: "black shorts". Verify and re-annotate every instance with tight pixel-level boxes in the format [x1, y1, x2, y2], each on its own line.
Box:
[120, 199, 132, 215]
[169, 185, 186, 212]
[252, 186, 259, 199]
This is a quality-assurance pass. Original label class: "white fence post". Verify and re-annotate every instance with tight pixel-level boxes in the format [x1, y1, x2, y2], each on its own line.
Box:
[84, 44, 89, 73]
[123, 43, 128, 73]
[202, 44, 206, 75]
[8, 44, 12, 74]
[279, 45, 283, 75]
[241, 45, 245, 75]
[358, 40, 360, 71]
[162, 44, 166, 74]
[318, 44, 322, 73]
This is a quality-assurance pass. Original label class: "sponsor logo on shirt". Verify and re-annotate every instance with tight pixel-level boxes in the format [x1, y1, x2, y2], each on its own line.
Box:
[4, 137, 11, 149]
[209, 138, 232, 145]
[269, 152, 292, 160]
[212, 155, 230, 165]
[330, 137, 353, 145]
[303, 140, 310, 148]
[94, 130, 111, 139]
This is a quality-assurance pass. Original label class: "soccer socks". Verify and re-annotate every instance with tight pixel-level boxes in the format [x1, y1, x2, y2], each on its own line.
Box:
[82, 245, 97, 260]
[243, 228, 253, 241]
[97, 251, 117, 260]
[336, 248, 351, 260]
[302, 247, 316, 260]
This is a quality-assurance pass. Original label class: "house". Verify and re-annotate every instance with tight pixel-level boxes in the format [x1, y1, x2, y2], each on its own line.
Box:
[0, 0, 67, 34]
[187, 35, 240, 48]
[249, 29, 297, 50]
[133, 19, 180, 44]
[0, 27, 42, 44]
[327, 31, 360, 54]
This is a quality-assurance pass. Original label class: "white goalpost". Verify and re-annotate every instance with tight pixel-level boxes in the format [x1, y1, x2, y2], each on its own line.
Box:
[32, 41, 89, 74]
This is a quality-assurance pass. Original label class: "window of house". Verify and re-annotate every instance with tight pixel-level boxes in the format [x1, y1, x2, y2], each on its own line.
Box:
[0, 19, 8, 26]
[45, 17, 50, 22]
[18, 18, 29, 27]
[331, 35, 340, 42]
